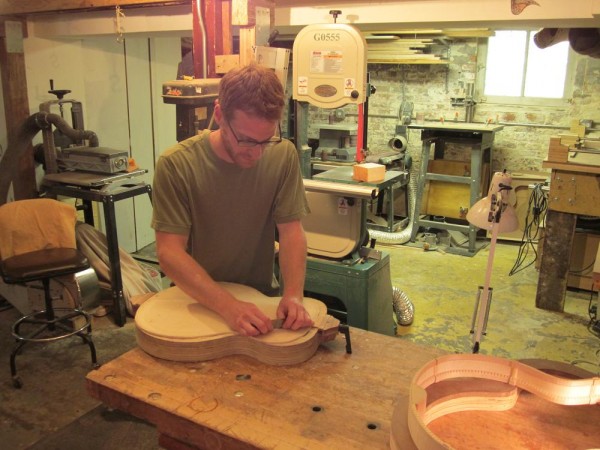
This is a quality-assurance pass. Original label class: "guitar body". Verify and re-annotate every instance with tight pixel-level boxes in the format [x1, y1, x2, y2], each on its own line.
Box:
[391, 354, 600, 450]
[135, 283, 339, 365]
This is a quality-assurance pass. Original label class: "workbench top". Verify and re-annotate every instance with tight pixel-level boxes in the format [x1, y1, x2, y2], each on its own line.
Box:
[86, 328, 600, 449]
[408, 122, 504, 133]
[86, 328, 443, 450]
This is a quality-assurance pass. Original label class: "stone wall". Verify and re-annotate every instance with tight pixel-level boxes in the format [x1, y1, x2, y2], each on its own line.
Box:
[300, 38, 600, 175]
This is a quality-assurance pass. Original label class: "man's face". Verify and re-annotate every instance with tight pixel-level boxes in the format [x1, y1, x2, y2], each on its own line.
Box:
[221, 110, 280, 169]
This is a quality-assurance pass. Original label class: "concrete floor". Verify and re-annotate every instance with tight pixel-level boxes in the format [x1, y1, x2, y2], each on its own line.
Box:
[0, 238, 598, 449]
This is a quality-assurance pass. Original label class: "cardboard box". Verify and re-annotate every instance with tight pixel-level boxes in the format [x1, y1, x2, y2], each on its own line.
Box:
[421, 159, 489, 220]
[353, 163, 385, 182]
[537, 231, 600, 292]
[569, 232, 600, 292]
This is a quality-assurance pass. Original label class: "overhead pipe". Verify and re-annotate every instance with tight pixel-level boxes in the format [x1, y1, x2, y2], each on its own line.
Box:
[193, 0, 208, 79]
[534, 27, 600, 58]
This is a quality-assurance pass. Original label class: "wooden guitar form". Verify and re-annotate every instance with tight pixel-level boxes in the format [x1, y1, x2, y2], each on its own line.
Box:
[391, 354, 600, 450]
[135, 283, 340, 365]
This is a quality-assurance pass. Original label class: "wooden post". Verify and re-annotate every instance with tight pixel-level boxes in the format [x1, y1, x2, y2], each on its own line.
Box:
[233, 0, 275, 66]
[0, 19, 36, 204]
[535, 209, 577, 311]
[192, 0, 233, 78]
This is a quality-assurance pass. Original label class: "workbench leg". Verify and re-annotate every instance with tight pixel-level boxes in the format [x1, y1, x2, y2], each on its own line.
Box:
[535, 210, 576, 312]
[467, 147, 484, 253]
[82, 199, 95, 226]
[376, 186, 395, 232]
[102, 196, 128, 327]
[159, 433, 199, 450]
[410, 140, 431, 242]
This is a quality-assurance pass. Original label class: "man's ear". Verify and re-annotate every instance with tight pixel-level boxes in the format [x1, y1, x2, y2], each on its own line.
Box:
[213, 99, 223, 126]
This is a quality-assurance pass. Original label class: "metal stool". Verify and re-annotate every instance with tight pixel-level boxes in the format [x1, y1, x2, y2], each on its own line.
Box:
[2, 248, 99, 388]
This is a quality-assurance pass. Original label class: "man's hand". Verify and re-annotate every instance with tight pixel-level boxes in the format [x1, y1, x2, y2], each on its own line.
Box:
[277, 296, 313, 330]
[221, 299, 274, 336]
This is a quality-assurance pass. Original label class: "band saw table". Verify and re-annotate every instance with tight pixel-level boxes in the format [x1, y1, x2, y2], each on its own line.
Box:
[299, 168, 408, 337]
[86, 328, 600, 449]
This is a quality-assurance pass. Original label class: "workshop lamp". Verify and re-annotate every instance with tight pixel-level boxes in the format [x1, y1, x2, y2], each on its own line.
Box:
[467, 171, 519, 353]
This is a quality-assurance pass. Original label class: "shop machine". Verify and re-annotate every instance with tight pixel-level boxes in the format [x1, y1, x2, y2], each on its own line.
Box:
[292, 20, 397, 335]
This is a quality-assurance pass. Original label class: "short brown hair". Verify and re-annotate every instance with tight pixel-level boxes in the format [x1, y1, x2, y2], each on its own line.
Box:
[219, 64, 285, 122]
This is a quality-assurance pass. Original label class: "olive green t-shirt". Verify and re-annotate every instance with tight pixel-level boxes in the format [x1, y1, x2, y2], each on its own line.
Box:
[151, 130, 309, 294]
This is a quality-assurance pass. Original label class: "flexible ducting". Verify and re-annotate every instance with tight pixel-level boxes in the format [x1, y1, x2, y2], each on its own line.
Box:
[392, 285, 414, 326]
[368, 165, 418, 327]
[0, 114, 48, 204]
[368, 164, 419, 244]
[0, 112, 100, 203]
[35, 112, 99, 147]
[534, 28, 600, 58]
[388, 135, 407, 152]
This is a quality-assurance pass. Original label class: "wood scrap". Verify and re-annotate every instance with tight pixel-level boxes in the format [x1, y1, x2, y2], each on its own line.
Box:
[547, 136, 568, 163]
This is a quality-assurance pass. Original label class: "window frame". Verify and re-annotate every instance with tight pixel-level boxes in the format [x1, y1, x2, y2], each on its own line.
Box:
[477, 29, 577, 107]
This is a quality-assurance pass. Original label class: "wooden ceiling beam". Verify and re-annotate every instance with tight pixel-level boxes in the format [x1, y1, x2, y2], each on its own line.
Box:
[0, 0, 187, 17]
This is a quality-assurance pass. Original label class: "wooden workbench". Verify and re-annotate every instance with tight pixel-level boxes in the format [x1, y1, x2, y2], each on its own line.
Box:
[86, 328, 600, 449]
[537, 160, 600, 311]
[86, 328, 443, 449]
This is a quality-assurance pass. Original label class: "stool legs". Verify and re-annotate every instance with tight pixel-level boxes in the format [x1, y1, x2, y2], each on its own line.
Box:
[10, 279, 99, 389]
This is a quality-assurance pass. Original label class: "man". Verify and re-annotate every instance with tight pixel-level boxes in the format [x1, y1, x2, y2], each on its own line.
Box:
[152, 64, 312, 336]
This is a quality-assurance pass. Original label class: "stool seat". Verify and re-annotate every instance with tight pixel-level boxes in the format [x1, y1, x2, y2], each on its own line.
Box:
[1, 248, 89, 283]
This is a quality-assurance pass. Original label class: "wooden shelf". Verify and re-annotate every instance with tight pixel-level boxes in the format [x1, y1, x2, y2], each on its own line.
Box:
[542, 160, 600, 174]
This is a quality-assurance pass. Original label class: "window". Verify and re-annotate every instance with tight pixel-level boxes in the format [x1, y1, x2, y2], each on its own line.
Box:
[483, 30, 571, 100]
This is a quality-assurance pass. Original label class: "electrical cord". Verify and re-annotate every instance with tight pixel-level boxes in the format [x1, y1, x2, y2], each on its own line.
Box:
[569, 259, 596, 276]
[585, 283, 600, 340]
[509, 183, 548, 276]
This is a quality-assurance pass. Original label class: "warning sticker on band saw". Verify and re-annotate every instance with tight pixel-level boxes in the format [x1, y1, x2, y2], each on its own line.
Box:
[310, 50, 343, 73]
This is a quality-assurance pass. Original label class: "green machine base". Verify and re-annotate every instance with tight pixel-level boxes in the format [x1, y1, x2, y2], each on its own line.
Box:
[304, 252, 395, 336]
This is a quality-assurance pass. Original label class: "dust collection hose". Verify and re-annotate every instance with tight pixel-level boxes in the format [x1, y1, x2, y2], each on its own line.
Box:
[35, 112, 99, 147]
[0, 114, 45, 203]
[393, 286, 414, 326]
[368, 165, 420, 326]
[0, 112, 100, 202]
[368, 164, 418, 245]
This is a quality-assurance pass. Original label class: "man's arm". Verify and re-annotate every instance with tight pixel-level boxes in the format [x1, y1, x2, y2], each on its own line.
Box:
[155, 231, 274, 336]
[275, 220, 313, 330]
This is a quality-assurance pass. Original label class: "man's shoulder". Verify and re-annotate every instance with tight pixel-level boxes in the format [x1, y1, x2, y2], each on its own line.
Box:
[270, 138, 297, 158]
[160, 131, 210, 159]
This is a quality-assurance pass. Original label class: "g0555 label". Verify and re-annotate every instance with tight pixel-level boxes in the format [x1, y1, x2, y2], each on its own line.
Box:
[313, 32, 340, 42]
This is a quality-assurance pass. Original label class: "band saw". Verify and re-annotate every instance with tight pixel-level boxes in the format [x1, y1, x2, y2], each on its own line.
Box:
[292, 20, 396, 336]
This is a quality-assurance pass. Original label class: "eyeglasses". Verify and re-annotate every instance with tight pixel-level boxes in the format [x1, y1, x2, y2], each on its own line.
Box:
[227, 122, 282, 148]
